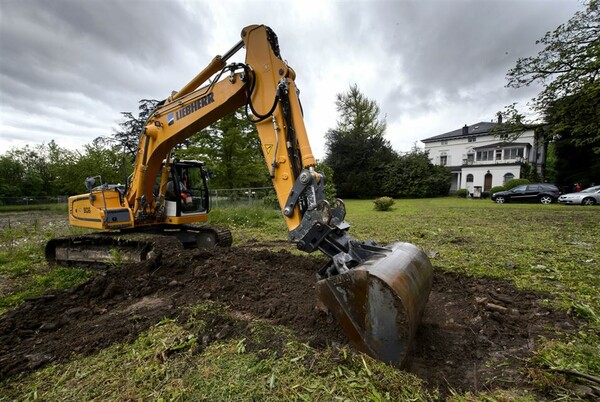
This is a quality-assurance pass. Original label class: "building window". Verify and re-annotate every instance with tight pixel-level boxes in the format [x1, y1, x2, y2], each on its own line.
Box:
[503, 147, 524, 159]
[503, 173, 515, 184]
[476, 150, 494, 161]
[467, 153, 474, 162]
[441, 140, 448, 145]
[496, 150, 502, 160]
[440, 155, 448, 166]
[466, 174, 474, 183]
[468, 136, 476, 143]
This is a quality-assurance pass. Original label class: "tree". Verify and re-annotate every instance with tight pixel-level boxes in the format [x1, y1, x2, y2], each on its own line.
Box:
[100, 99, 160, 161]
[177, 109, 269, 189]
[4, 142, 70, 196]
[505, 0, 600, 151]
[325, 85, 396, 198]
[381, 148, 451, 198]
[0, 154, 25, 197]
[70, 141, 129, 193]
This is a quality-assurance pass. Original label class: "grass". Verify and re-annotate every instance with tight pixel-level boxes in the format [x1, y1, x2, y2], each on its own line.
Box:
[1, 198, 599, 400]
[207, 197, 600, 396]
[0, 208, 89, 314]
[0, 303, 434, 401]
[0, 203, 67, 213]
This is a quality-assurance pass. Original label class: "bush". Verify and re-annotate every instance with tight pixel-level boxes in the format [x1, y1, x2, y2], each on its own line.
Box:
[262, 193, 280, 209]
[481, 191, 490, 199]
[504, 178, 529, 190]
[455, 189, 468, 198]
[489, 186, 506, 195]
[373, 196, 395, 211]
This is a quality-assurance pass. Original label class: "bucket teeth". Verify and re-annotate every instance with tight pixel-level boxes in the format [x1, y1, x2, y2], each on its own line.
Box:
[316, 242, 432, 367]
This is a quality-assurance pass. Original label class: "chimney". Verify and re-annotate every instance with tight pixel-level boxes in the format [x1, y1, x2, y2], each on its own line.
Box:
[462, 124, 468, 135]
[497, 113, 503, 124]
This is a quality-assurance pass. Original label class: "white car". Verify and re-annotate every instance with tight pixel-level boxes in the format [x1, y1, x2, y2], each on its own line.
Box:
[558, 185, 600, 206]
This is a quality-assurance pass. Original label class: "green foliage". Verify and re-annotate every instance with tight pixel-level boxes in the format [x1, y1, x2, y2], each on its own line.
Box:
[0, 155, 25, 196]
[208, 204, 281, 228]
[324, 85, 397, 198]
[546, 81, 600, 153]
[100, 99, 160, 160]
[373, 196, 394, 211]
[507, 1, 600, 113]
[0, 140, 130, 197]
[381, 148, 451, 198]
[1, 141, 67, 197]
[550, 139, 600, 188]
[489, 186, 505, 195]
[179, 109, 270, 190]
[504, 0, 600, 159]
[520, 161, 542, 183]
[504, 178, 530, 190]
[262, 192, 280, 209]
[455, 189, 468, 198]
[315, 161, 337, 200]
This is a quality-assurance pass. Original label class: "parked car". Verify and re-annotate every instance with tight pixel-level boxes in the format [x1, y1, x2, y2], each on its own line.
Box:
[558, 185, 600, 206]
[491, 184, 561, 204]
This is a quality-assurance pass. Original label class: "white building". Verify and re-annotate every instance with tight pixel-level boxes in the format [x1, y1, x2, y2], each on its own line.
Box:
[421, 120, 545, 194]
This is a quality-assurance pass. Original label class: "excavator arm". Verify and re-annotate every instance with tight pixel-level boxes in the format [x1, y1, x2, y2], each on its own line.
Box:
[56, 25, 433, 367]
[126, 25, 311, 235]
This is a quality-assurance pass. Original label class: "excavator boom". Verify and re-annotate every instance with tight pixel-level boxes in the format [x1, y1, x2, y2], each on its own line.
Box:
[50, 24, 433, 367]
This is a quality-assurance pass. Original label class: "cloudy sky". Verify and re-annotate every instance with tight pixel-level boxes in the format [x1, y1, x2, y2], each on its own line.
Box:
[0, 0, 582, 158]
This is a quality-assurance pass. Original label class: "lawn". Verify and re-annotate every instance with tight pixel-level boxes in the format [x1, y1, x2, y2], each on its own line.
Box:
[0, 197, 598, 400]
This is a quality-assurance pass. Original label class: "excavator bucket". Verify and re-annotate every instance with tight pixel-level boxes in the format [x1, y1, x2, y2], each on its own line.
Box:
[315, 242, 433, 367]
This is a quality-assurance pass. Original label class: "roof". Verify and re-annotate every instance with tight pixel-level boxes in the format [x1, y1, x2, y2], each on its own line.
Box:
[421, 122, 498, 142]
[472, 142, 531, 150]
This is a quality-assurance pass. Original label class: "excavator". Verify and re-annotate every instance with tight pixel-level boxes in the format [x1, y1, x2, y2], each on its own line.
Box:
[45, 25, 433, 368]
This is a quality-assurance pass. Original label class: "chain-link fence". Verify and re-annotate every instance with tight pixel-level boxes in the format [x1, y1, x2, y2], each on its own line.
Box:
[0, 196, 68, 206]
[209, 187, 275, 208]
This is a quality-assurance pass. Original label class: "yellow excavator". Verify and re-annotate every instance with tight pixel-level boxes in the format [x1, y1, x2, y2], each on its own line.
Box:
[45, 25, 433, 367]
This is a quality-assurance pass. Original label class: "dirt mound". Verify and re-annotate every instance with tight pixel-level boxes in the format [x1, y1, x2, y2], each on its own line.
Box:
[0, 241, 578, 396]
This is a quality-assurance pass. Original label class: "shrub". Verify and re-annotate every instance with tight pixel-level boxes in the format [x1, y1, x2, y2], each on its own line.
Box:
[262, 193, 280, 209]
[455, 189, 468, 198]
[481, 191, 490, 199]
[489, 186, 505, 195]
[373, 196, 395, 211]
[504, 178, 529, 190]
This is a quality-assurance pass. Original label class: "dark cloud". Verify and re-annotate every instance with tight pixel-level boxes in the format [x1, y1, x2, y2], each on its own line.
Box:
[0, 0, 583, 155]
[347, 0, 580, 120]
[0, 0, 208, 149]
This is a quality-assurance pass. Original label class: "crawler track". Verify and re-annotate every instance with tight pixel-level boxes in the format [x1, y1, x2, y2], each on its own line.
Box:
[45, 225, 232, 267]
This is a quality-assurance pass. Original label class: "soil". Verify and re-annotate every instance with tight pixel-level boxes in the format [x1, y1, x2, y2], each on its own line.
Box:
[0, 231, 579, 397]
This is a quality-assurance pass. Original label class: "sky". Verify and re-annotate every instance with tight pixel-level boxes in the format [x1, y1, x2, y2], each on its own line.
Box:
[0, 0, 583, 159]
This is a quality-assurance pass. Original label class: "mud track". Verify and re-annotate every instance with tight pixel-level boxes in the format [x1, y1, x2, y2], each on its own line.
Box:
[0, 239, 578, 396]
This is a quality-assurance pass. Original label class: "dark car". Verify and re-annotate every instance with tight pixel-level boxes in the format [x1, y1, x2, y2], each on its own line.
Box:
[491, 184, 561, 204]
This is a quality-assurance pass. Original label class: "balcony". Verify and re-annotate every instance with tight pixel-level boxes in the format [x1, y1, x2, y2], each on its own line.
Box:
[462, 156, 525, 166]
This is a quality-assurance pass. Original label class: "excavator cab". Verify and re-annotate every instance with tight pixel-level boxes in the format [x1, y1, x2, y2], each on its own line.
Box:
[162, 160, 210, 217]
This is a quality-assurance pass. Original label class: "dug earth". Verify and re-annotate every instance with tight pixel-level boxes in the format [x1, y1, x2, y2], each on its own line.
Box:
[0, 236, 578, 396]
